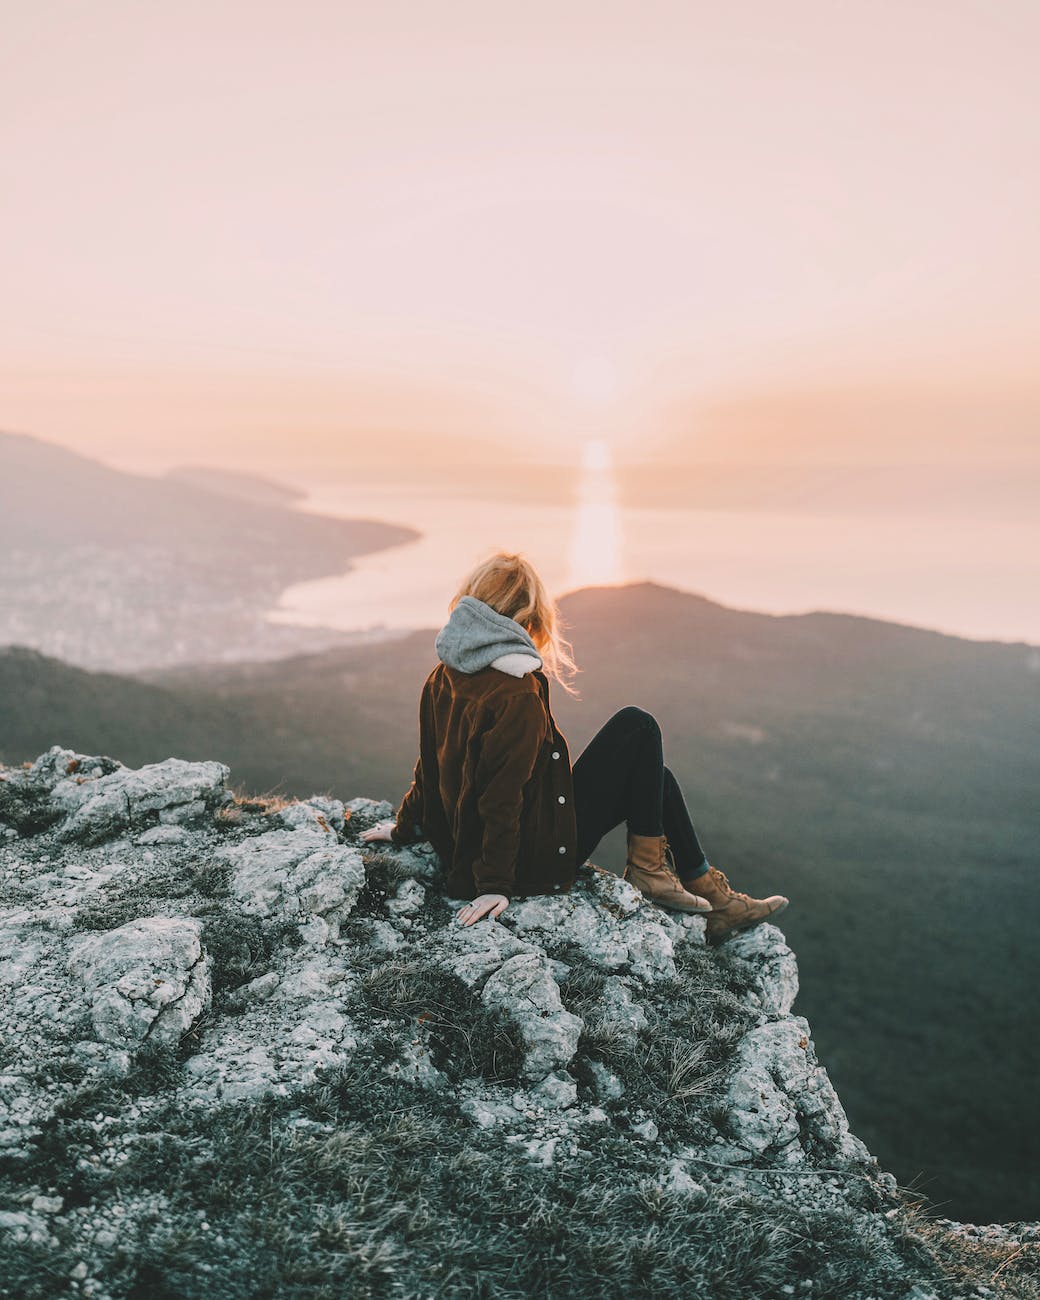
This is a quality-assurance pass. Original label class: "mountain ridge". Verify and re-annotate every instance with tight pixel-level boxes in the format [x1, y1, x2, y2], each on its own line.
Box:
[0, 430, 419, 671]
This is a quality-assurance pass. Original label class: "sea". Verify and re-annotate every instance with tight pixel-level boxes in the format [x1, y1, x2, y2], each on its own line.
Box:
[266, 450, 1040, 647]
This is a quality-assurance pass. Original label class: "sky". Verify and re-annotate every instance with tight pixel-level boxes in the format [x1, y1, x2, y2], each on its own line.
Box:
[1, 0, 1038, 476]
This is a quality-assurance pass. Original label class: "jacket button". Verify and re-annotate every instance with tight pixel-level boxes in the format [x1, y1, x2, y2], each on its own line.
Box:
[558, 845, 566, 854]
[558, 795, 566, 804]
[553, 883, 561, 891]
[551, 751, 560, 760]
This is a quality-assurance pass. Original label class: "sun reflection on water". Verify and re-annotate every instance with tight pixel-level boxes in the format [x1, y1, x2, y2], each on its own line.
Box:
[565, 438, 624, 589]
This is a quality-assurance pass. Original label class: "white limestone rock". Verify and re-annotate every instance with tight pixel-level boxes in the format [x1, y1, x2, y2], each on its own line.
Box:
[135, 825, 189, 845]
[480, 952, 583, 1081]
[723, 923, 799, 1018]
[233, 971, 280, 1005]
[26, 747, 121, 793]
[67, 916, 210, 1048]
[359, 918, 406, 955]
[527, 1070, 578, 1109]
[183, 952, 360, 1104]
[506, 870, 678, 984]
[597, 975, 650, 1037]
[158, 800, 207, 826]
[51, 757, 229, 845]
[459, 1094, 522, 1128]
[723, 1017, 870, 1165]
[0, 1072, 48, 1151]
[0, 745, 919, 1288]
[508, 1134, 558, 1166]
[586, 1061, 626, 1101]
[278, 800, 342, 836]
[342, 796, 394, 830]
[655, 909, 709, 948]
[384, 1037, 448, 1089]
[216, 831, 365, 940]
[387, 878, 426, 919]
[427, 916, 541, 990]
[657, 1160, 708, 1198]
[279, 797, 347, 834]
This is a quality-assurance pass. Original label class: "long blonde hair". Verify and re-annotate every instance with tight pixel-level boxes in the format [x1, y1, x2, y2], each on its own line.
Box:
[448, 550, 581, 699]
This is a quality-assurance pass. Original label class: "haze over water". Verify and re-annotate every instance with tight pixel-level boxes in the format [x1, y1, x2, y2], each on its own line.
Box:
[269, 439, 1040, 645]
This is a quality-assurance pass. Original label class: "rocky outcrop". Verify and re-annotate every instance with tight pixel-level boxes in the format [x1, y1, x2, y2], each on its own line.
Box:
[68, 917, 211, 1051]
[0, 746, 1022, 1299]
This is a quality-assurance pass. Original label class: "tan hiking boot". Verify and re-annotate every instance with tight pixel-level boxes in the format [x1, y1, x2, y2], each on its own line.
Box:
[624, 833, 712, 914]
[692, 865, 789, 942]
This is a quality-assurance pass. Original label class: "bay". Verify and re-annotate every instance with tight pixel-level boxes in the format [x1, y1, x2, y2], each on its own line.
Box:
[267, 475, 1040, 645]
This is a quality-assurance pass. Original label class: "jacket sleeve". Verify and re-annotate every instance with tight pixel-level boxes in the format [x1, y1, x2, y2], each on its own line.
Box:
[470, 690, 547, 897]
[390, 679, 432, 846]
[389, 752, 425, 846]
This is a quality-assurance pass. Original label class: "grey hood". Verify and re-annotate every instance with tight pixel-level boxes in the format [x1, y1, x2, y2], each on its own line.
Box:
[434, 595, 543, 677]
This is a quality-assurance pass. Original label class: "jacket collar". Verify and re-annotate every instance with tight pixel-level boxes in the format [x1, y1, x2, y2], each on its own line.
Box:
[435, 595, 543, 677]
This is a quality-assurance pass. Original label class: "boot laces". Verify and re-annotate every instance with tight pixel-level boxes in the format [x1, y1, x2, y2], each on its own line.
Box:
[708, 865, 751, 904]
[660, 837, 686, 891]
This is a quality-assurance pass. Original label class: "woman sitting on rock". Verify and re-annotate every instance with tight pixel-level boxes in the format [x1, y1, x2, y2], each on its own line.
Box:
[360, 550, 787, 942]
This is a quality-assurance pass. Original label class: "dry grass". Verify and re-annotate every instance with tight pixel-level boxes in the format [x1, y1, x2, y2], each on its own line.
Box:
[221, 782, 298, 816]
[359, 957, 525, 1082]
[913, 1212, 1040, 1299]
[0, 1055, 952, 1300]
[664, 1039, 727, 1104]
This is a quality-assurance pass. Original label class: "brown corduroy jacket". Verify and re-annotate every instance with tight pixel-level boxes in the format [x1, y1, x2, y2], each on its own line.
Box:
[390, 662, 578, 899]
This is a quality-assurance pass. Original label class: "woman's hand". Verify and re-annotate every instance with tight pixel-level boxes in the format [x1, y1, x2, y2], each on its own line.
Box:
[457, 894, 509, 926]
[360, 819, 396, 843]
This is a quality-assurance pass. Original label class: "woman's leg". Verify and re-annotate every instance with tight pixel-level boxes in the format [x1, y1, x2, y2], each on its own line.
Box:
[572, 707, 710, 877]
[572, 707, 663, 866]
[662, 764, 711, 883]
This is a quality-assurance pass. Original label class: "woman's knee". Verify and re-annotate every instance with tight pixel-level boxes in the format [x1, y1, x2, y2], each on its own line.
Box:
[610, 705, 660, 736]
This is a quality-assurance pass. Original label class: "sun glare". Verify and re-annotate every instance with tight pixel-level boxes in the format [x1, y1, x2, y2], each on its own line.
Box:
[565, 438, 624, 589]
[570, 357, 618, 407]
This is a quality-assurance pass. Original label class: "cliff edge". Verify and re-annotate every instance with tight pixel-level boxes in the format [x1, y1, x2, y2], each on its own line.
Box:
[0, 748, 1035, 1299]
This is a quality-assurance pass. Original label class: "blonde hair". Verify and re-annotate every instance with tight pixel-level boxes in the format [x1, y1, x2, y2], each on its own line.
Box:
[448, 550, 581, 699]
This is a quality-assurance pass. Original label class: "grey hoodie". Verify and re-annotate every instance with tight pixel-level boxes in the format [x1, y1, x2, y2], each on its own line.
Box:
[434, 596, 543, 677]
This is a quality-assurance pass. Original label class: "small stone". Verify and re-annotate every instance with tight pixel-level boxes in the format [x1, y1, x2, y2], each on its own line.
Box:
[586, 1061, 625, 1101]
[135, 825, 189, 845]
[386, 879, 426, 918]
[158, 800, 207, 825]
[528, 1071, 578, 1110]
[657, 1160, 706, 1198]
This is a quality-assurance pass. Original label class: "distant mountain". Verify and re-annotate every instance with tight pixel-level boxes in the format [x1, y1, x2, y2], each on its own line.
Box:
[162, 464, 309, 507]
[0, 645, 242, 764]
[0, 431, 420, 671]
[1, 581, 1037, 1222]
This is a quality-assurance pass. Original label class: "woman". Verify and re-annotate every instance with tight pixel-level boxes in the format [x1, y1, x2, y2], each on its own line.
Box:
[361, 551, 787, 942]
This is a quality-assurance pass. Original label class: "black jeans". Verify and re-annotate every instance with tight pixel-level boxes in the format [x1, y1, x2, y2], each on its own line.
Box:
[572, 706, 711, 881]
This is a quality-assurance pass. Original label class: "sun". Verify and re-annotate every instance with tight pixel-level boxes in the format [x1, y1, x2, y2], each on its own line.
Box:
[570, 356, 619, 407]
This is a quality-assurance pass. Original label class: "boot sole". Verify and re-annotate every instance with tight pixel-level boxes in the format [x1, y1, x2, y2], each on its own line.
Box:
[707, 899, 789, 943]
[645, 898, 713, 916]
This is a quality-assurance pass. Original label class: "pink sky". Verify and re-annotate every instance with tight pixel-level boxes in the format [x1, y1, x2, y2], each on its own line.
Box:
[1, 0, 1037, 475]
